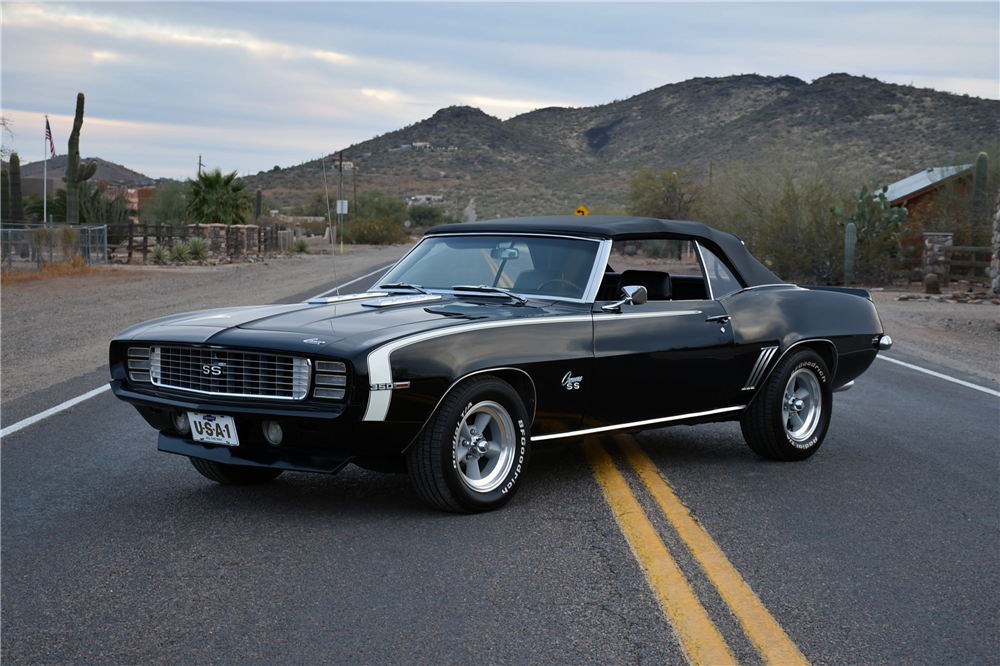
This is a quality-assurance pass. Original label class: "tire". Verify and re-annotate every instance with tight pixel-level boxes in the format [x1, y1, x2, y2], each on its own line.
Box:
[407, 375, 530, 513]
[189, 457, 284, 485]
[740, 349, 832, 461]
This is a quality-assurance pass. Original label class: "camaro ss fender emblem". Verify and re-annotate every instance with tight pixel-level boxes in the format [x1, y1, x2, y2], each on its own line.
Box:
[561, 371, 583, 390]
[370, 381, 411, 391]
[303, 338, 327, 345]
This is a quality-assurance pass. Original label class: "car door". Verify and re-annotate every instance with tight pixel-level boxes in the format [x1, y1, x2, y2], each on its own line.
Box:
[586, 240, 743, 428]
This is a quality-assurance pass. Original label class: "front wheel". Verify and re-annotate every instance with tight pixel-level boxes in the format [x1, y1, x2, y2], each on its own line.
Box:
[407, 375, 530, 513]
[741, 349, 832, 461]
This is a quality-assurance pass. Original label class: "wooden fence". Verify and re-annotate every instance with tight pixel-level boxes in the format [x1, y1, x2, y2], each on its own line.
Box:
[106, 221, 282, 264]
[922, 232, 991, 290]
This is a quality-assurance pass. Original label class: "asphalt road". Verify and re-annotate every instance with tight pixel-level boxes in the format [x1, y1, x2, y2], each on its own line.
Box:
[2, 275, 997, 665]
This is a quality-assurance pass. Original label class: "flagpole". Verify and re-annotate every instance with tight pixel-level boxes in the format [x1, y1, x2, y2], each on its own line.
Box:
[44, 115, 48, 225]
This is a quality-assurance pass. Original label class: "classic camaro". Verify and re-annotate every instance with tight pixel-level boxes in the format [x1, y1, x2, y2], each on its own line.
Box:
[110, 215, 891, 512]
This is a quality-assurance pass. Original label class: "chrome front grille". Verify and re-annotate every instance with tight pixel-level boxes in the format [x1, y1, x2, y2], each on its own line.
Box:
[150, 346, 311, 400]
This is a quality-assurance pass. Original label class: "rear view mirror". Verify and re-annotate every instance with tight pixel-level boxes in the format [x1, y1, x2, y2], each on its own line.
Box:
[602, 285, 648, 312]
[622, 285, 647, 306]
[490, 247, 519, 260]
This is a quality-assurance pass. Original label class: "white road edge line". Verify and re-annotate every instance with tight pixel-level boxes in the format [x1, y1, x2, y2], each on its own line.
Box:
[1, 385, 112, 438]
[2, 268, 398, 440]
[877, 355, 1000, 397]
[310, 264, 393, 299]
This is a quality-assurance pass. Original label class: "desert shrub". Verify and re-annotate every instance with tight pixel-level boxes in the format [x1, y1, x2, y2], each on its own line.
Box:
[644, 239, 668, 258]
[59, 226, 79, 259]
[30, 227, 54, 264]
[694, 152, 862, 284]
[150, 244, 168, 264]
[293, 237, 310, 253]
[169, 241, 192, 263]
[622, 244, 638, 256]
[187, 236, 209, 261]
[345, 217, 407, 245]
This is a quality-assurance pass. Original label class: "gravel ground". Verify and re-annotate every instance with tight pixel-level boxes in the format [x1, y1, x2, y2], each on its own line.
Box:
[868, 288, 1000, 384]
[0, 245, 410, 404]
[1, 255, 997, 406]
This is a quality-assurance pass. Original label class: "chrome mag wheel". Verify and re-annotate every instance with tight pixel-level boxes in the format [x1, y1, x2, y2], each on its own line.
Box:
[782, 367, 822, 447]
[455, 401, 517, 493]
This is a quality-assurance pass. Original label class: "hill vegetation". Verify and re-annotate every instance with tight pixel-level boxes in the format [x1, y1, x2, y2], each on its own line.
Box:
[245, 73, 998, 220]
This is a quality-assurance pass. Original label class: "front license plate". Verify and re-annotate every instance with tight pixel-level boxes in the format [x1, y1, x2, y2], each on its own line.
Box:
[188, 412, 239, 446]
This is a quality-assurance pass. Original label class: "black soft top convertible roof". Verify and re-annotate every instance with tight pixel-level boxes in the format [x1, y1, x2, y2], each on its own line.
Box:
[425, 215, 783, 287]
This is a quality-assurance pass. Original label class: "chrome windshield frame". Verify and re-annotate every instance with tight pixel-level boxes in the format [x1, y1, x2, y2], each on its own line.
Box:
[378, 232, 612, 305]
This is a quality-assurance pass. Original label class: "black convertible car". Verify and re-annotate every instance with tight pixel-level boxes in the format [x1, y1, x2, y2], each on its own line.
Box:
[110, 216, 891, 512]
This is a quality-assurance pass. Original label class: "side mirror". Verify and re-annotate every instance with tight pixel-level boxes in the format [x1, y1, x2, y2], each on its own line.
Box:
[602, 285, 648, 312]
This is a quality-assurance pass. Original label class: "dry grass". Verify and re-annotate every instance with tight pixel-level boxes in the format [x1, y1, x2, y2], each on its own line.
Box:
[1, 257, 98, 285]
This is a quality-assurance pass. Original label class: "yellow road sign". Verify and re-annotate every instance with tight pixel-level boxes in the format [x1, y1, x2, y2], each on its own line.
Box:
[574, 205, 590, 216]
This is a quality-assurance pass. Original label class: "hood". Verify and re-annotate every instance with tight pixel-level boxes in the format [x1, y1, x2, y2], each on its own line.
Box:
[116, 292, 564, 354]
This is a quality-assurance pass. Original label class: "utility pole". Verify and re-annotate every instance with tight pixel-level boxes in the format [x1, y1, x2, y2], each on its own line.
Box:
[337, 150, 344, 253]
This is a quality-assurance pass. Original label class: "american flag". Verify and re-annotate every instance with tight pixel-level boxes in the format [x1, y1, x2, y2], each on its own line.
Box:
[45, 119, 55, 158]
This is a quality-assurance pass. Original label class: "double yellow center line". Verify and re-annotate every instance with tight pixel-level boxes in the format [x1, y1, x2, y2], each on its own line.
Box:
[583, 435, 809, 666]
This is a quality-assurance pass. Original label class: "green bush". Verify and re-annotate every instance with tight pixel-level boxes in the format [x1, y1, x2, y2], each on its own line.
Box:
[344, 217, 407, 245]
[293, 237, 310, 253]
[150, 244, 168, 264]
[169, 241, 192, 263]
[644, 239, 668, 258]
[187, 236, 209, 261]
[622, 244, 638, 256]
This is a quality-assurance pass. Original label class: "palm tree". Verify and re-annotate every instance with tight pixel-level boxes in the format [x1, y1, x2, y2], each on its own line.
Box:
[186, 168, 250, 225]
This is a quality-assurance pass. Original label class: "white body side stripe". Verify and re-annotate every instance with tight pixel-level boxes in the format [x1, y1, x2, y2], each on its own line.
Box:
[362, 315, 594, 421]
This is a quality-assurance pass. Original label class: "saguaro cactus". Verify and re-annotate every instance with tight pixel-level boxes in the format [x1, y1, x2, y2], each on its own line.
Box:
[64, 93, 99, 225]
[255, 188, 262, 222]
[844, 221, 857, 287]
[8, 152, 24, 221]
[1, 167, 9, 219]
[972, 152, 990, 239]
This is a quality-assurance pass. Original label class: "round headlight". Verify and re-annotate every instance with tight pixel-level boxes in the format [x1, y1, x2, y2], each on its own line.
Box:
[171, 411, 190, 435]
[262, 421, 283, 446]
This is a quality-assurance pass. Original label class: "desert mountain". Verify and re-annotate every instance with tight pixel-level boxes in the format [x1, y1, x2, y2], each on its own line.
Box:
[254, 73, 998, 218]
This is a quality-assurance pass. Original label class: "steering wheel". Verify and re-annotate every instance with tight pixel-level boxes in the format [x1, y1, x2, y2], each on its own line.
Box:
[537, 279, 581, 294]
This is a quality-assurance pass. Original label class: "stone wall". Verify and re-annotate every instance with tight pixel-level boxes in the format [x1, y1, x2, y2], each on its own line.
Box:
[992, 189, 999, 297]
[187, 224, 259, 258]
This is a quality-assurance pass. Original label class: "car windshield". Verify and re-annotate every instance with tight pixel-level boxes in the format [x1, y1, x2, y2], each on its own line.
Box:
[379, 235, 602, 300]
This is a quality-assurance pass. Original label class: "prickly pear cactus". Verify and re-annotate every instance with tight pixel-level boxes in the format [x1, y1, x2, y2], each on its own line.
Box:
[64, 93, 99, 225]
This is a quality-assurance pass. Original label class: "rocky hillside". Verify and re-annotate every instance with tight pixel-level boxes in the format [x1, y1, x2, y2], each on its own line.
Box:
[245, 73, 999, 219]
[19, 155, 154, 186]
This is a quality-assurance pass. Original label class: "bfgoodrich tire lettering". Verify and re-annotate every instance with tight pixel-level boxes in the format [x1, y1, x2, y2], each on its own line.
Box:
[407, 375, 530, 513]
[740, 349, 832, 461]
[189, 457, 284, 484]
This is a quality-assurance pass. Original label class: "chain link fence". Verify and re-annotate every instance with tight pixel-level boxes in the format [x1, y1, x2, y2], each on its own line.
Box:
[1, 223, 108, 273]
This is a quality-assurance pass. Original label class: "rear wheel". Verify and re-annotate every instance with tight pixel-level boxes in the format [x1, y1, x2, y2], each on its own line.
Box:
[407, 375, 530, 513]
[189, 457, 284, 485]
[741, 349, 832, 461]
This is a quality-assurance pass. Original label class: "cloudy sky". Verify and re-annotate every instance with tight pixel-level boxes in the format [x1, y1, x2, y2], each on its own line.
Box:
[2, 2, 997, 180]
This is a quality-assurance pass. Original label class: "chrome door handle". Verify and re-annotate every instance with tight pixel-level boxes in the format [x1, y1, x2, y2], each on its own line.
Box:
[705, 315, 731, 324]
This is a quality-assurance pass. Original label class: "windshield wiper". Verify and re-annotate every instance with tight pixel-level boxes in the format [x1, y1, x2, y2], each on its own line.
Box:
[451, 285, 528, 304]
[378, 282, 427, 294]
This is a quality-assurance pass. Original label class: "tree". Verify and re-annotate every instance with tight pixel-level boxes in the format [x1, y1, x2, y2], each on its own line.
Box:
[79, 182, 136, 227]
[356, 189, 406, 224]
[627, 168, 699, 220]
[142, 181, 187, 224]
[25, 190, 68, 223]
[1, 114, 13, 160]
[407, 203, 444, 227]
[186, 168, 250, 225]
